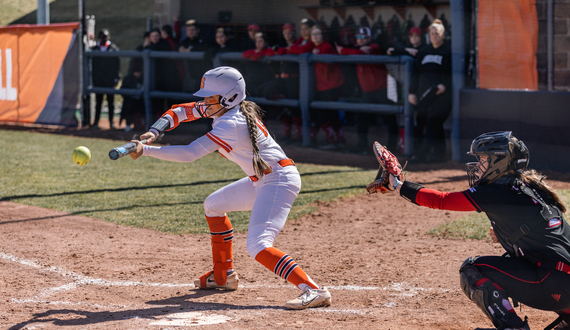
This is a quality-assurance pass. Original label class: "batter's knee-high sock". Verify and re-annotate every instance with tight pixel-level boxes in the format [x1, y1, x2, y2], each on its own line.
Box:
[206, 215, 234, 286]
[255, 247, 319, 291]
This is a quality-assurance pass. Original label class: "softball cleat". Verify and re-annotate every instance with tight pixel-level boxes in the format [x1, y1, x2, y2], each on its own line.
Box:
[194, 271, 239, 291]
[285, 287, 331, 310]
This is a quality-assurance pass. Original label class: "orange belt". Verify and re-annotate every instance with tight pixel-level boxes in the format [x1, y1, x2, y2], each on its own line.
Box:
[249, 158, 295, 182]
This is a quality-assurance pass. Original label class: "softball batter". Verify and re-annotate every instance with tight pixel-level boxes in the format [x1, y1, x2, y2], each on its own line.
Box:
[129, 66, 331, 310]
[372, 131, 570, 329]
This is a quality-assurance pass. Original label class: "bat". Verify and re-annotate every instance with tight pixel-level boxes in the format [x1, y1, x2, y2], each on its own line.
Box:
[108, 139, 148, 160]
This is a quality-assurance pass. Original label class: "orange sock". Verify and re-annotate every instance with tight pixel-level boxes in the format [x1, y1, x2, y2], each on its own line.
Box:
[206, 215, 233, 285]
[255, 247, 319, 290]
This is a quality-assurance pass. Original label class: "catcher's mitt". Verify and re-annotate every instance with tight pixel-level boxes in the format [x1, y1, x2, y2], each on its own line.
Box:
[366, 141, 404, 194]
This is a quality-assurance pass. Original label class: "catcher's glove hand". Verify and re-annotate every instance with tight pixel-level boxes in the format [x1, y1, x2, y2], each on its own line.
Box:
[366, 141, 405, 194]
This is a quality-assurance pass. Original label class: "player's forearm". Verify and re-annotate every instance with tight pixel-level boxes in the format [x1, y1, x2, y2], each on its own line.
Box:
[149, 103, 201, 136]
[399, 181, 476, 211]
[143, 138, 212, 163]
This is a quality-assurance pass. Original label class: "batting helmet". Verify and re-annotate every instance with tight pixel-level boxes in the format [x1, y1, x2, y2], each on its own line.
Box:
[193, 66, 246, 109]
[466, 131, 529, 187]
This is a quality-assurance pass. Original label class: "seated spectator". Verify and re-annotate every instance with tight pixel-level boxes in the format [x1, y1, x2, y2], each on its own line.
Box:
[242, 32, 277, 97]
[310, 26, 345, 149]
[241, 23, 260, 51]
[337, 26, 397, 155]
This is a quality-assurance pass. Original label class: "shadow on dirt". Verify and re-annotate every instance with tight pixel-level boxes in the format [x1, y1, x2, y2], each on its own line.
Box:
[8, 290, 282, 329]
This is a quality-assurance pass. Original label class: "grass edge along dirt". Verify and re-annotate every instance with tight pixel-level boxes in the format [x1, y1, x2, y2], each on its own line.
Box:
[0, 129, 376, 234]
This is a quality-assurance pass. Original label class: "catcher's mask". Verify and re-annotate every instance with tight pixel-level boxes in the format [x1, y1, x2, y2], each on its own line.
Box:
[466, 131, 529, 187]
[193, 66, 246, 110]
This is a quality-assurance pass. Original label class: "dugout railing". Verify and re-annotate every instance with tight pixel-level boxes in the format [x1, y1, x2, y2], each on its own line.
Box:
[84, 50, 414, 154]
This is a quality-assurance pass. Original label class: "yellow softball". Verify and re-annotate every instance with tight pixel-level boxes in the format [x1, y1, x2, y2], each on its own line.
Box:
[72, 146, 91, 166]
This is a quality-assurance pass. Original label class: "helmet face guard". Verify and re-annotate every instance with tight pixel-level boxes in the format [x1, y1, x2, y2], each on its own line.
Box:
[194, 101, 223, 118]
[466, 131, 529, 187]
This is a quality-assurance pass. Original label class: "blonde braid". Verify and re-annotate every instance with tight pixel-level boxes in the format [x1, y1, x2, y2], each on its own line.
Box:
[240, 101, 272, 178]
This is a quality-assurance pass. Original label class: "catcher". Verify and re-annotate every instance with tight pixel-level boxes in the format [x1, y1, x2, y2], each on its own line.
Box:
[367, 131, 570, 330]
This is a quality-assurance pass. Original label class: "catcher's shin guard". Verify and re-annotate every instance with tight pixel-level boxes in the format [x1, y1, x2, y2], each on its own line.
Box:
[255, 247, 319, 291]
[206, 215, 234, 286]
[459, 257, 526, 330]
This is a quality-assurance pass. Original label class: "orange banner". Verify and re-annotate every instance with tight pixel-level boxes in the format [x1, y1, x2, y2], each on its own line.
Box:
[0, 23, 78, 123]
[478, 0, 538, 90]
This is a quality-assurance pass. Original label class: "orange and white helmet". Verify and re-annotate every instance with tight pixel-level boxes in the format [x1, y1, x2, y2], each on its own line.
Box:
[193, 66, 246, 109]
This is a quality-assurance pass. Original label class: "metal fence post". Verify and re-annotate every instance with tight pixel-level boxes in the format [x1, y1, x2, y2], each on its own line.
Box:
[403, 56, 413, 156]
[143, 49, 153, 130]
[298, 53, 312, 147]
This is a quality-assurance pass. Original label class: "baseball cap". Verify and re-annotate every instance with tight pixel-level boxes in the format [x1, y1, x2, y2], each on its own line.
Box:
[408, 27, 421, 36]
[248, 24, 260, 31]
[282, 23, 295, 31]
[185, 19, 197, 26]
[356, 26, 371, 38]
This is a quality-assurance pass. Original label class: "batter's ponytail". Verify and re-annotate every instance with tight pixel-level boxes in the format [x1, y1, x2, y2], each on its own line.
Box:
[240, 101, 272, 178]
[519, 169, 567, 213]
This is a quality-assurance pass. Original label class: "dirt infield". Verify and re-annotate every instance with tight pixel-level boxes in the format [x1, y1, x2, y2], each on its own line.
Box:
[2, 122, 570, 329]
[1, 167, 570, 329]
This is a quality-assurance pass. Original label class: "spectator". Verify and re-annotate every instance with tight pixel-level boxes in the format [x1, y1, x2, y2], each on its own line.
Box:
[145, 28, 180, 118]
[387, 26, 426, 157]
[310, 26, 345, 149]
[387, 26, 424, 56]
[178, 19, 208, 92]
[241, 23, 260, 51]
[279, 18, 314, 56]
[408, 19, 451, 163]
[136, 31, 151, 51]
[204, 27, 236, 62]
[161, 24, 177, 51]
[265, 23, 302, 144]
[178, 19, 206, 52]
[242, 32, 277, 97]
[120, 61, 144, 132]
[337, 26, 396, 155]
[89, 29, 120, 129]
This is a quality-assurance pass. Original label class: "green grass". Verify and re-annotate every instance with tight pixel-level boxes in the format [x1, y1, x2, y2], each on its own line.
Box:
[0, 129, 376, 234]
[428, 188, 570, 240]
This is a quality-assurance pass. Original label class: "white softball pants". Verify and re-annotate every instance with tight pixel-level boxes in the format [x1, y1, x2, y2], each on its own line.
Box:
[203, 165, 301, 258]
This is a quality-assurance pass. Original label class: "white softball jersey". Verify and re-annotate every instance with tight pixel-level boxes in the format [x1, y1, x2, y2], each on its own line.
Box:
[142, 105, 301, 258]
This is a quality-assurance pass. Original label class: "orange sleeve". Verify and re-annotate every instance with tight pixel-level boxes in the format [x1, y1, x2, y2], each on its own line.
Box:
[162, 102, 200, 130]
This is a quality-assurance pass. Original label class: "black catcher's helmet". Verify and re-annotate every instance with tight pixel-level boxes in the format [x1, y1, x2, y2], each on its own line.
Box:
[466, 131, 529, 187]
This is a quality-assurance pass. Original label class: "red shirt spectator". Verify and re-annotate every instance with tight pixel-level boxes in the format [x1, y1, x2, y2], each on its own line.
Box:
[312, 34, 344, 92]
[279, 18, 315, 55]
[338, 42, 387, 92]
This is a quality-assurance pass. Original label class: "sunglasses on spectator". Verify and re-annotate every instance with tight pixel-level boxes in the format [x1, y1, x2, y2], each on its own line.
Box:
[356, 35, 368, 39]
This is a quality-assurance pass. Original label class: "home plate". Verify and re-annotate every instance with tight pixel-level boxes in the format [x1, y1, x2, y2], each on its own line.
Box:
[149, 311, 232, 326]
